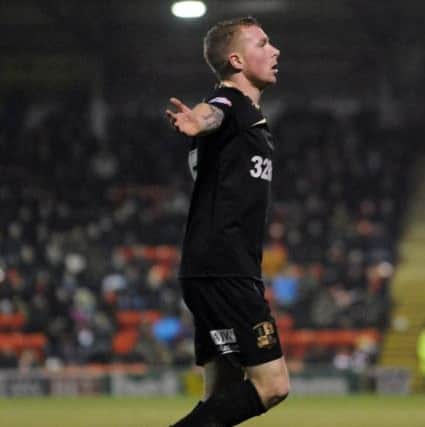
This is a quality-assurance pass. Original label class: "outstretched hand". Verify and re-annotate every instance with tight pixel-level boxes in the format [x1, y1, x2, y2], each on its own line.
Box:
[166, 97, 202, 136]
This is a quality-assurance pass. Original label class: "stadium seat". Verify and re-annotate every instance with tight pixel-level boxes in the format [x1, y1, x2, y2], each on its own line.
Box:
[0, 313, 25, 331]
[276, 314, 295, 331]
[116, 311, 142, 329]
[331, 330, 358, 347]
[279, 329, 382, 360]
[0, 333, 47, 354]
[112, 330, 139, 355]
[116, 310, 162, 330]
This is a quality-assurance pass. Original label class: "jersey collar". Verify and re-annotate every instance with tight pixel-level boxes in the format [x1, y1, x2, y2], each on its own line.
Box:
[218, 80, 261, 111]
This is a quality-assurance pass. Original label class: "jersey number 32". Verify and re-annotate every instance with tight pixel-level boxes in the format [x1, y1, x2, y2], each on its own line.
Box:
[250, 155, 272, 182]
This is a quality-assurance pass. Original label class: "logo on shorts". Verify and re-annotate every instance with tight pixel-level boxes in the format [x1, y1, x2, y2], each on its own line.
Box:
[253, 321, 277, 349]
[210, 329, 240, 355]
[210, 329, 237, 345]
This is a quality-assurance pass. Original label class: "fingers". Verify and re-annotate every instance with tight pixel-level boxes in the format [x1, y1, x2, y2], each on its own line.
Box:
[166, 109, 176, 120]
[169, 97, 190, 113]
[166, 97, 193, 133]
[166, 110, 178, 130]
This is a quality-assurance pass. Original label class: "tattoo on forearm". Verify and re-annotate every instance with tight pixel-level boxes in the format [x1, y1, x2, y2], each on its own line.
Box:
[201, 106, 224, 131]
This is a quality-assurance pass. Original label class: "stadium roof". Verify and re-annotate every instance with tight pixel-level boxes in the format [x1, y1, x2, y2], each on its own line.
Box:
[1, 0, 424, 103]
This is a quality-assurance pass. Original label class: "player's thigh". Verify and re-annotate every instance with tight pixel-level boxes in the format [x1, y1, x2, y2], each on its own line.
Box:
[203, 355, 244, 400]
[245, 356, 290, 401]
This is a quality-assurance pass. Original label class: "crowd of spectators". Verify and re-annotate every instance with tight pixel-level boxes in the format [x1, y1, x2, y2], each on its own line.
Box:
[0, 97, 412, 372]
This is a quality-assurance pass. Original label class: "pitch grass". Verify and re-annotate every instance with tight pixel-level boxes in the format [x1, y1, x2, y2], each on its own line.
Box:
[0, 395, 424, 427]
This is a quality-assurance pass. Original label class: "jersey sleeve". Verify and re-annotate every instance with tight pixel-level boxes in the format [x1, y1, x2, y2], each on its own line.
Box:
[205, 87, 236, 119]
[206, 87, 264, 132]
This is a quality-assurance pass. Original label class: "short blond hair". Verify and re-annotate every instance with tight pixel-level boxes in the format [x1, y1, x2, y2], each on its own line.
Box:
[203, 16, 260, 80]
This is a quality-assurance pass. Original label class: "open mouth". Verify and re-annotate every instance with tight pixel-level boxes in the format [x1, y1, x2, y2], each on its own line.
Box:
[271, 63, 279, 73]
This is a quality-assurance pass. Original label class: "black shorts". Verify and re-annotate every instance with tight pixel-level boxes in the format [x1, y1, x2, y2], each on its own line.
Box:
[180, 277, 283, 367]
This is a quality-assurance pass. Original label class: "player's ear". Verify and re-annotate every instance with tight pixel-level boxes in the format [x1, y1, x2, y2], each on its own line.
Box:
[228, 52, 244, 71]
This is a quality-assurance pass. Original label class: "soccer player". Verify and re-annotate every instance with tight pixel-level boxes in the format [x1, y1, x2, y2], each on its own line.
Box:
[166, 17, 290, 426]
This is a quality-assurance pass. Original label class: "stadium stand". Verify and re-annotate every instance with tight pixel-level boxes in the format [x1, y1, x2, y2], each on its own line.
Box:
[0, 101, 413, 373]
[380, 157, 425, 391]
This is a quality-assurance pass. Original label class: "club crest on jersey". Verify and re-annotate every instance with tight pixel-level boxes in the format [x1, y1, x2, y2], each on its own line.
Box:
[253, 321, 277, 349]
[208, 97, 232, 107]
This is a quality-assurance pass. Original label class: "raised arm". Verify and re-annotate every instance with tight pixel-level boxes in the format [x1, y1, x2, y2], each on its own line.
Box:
[166, 97, 224, 137]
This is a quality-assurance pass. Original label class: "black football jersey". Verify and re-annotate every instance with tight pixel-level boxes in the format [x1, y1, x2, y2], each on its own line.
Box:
[179, 85, 275, 280]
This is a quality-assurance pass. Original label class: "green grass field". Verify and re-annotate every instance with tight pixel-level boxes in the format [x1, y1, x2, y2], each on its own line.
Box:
[0, 395, 424, 427]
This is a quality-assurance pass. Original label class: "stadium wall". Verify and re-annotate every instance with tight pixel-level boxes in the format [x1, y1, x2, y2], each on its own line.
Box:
[0, 366, 411, 398]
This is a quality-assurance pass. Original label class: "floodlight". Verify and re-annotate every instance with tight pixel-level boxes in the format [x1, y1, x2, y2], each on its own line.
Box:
[171, 1, 207, 19]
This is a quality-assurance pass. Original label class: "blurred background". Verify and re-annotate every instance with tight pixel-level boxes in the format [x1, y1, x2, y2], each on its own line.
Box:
[1, 0, 425, 398]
